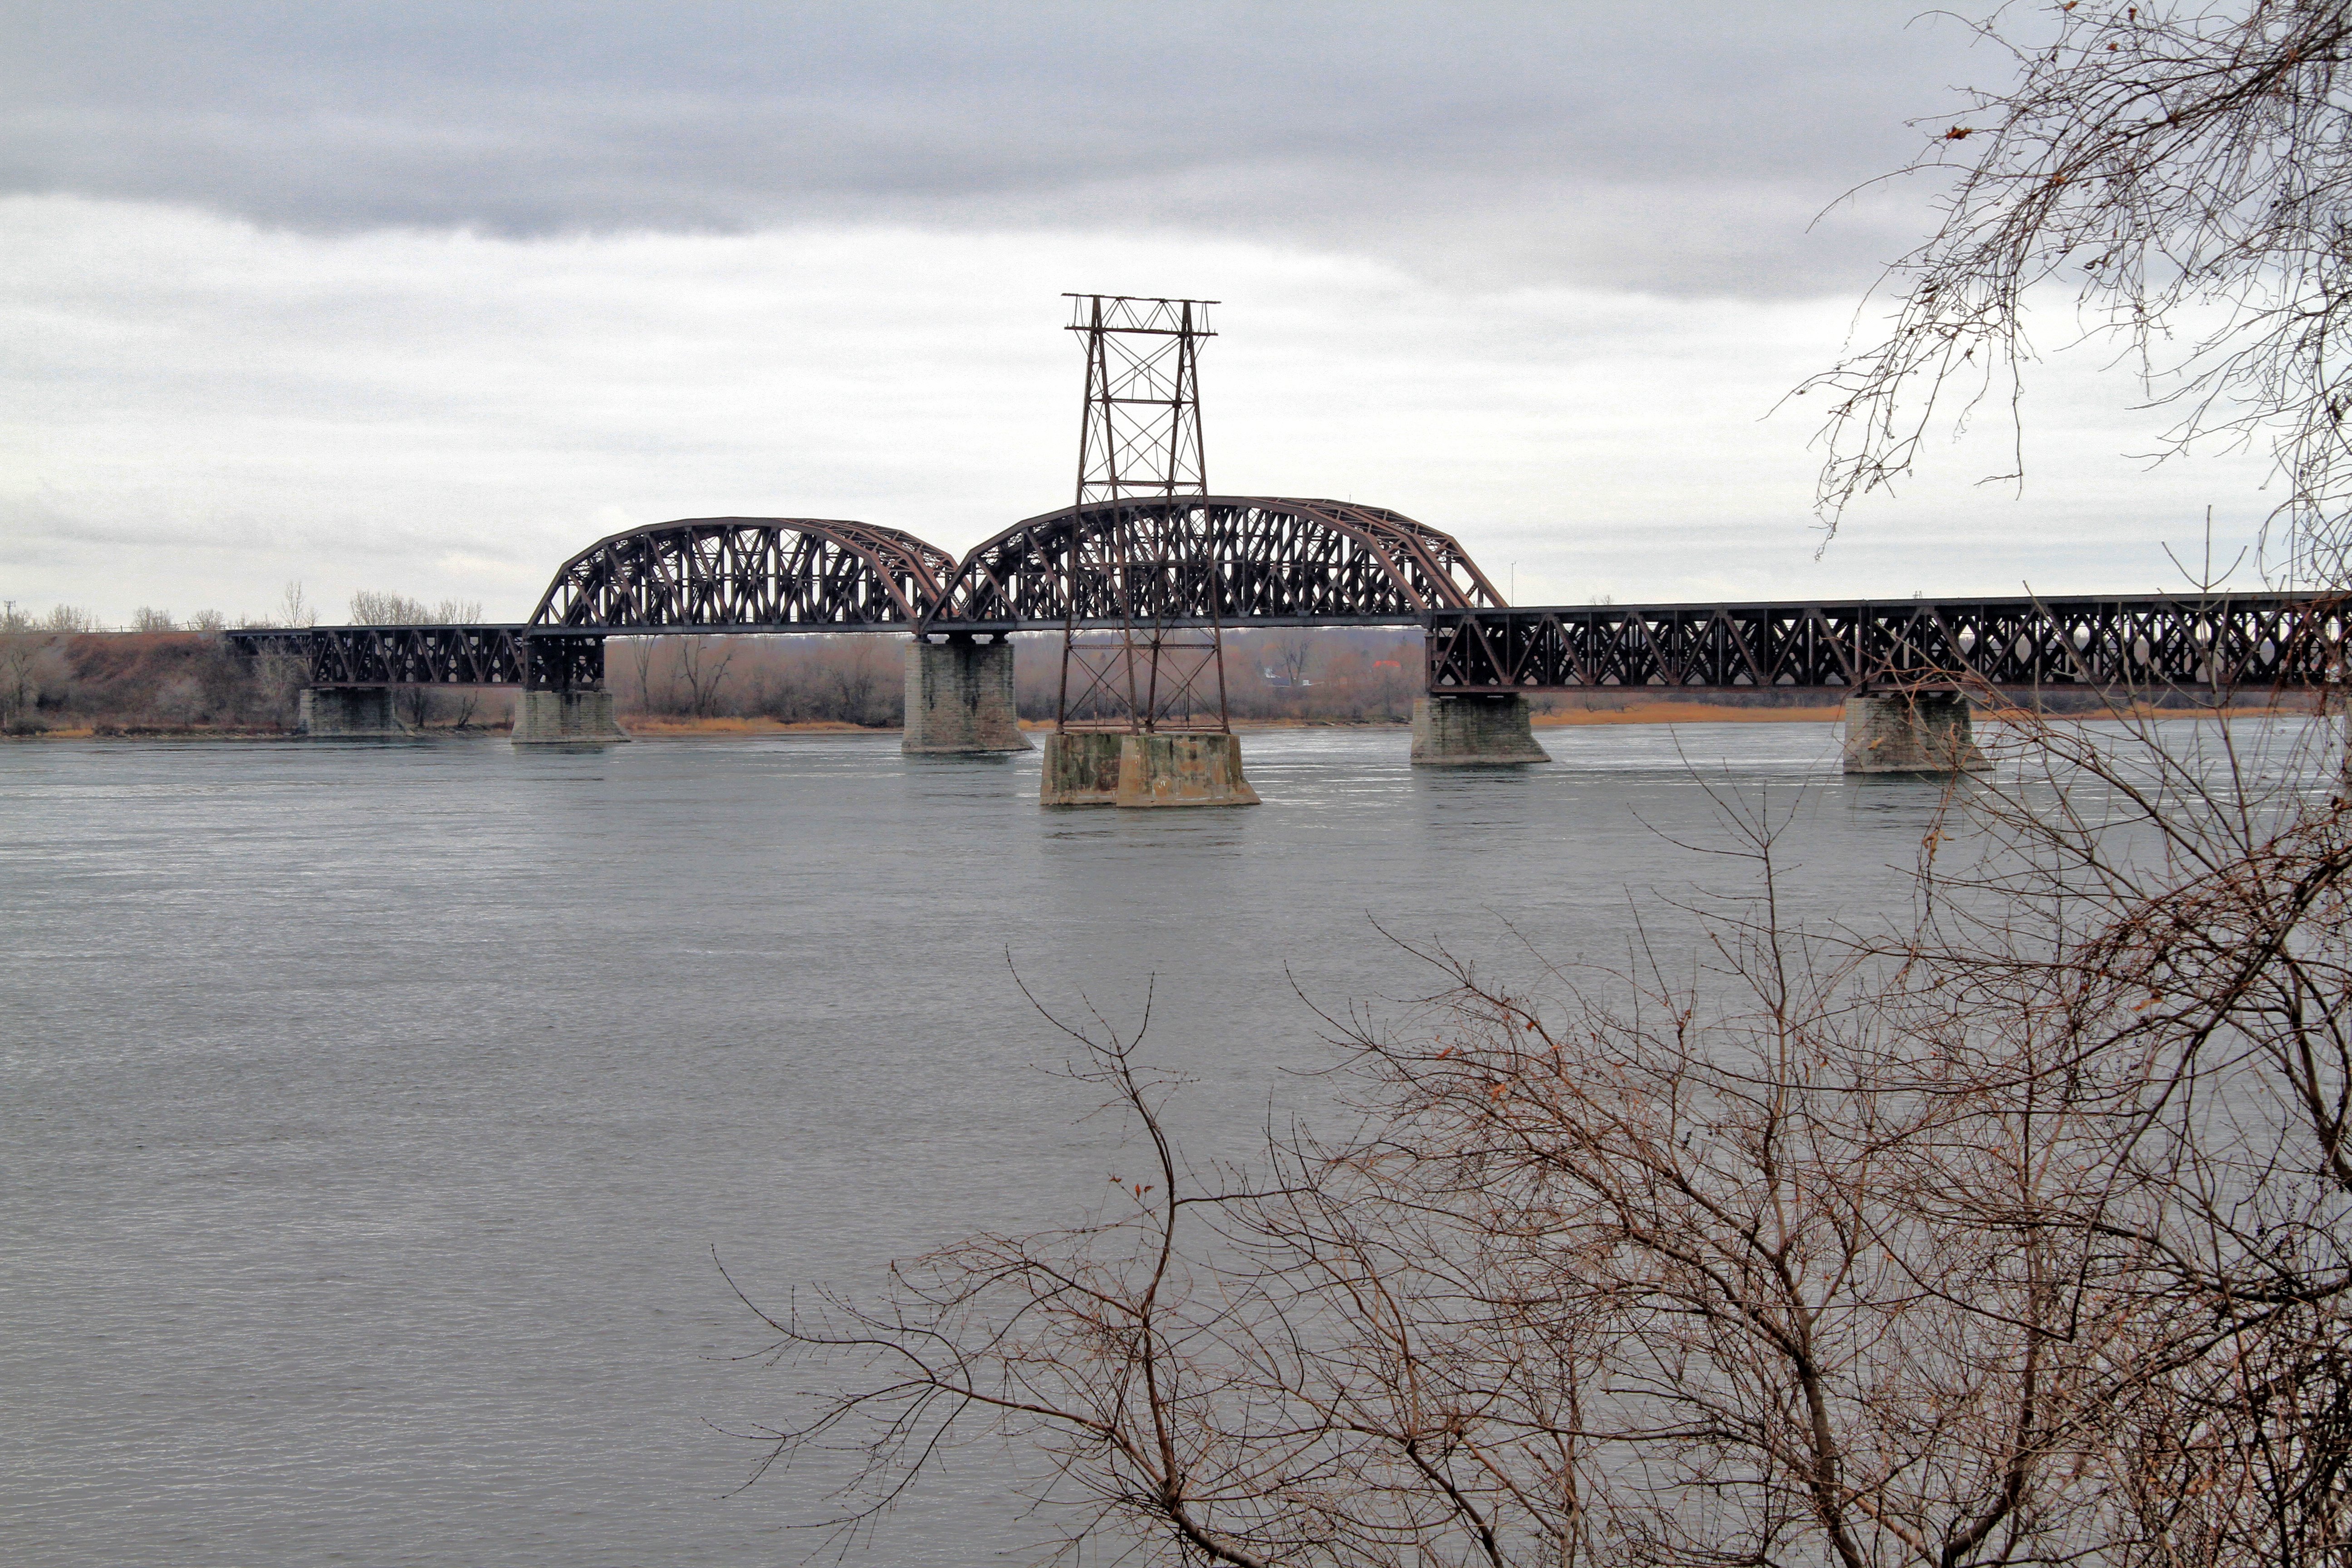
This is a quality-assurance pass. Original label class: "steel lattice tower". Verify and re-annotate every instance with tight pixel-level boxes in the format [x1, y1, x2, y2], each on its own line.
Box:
[1054, 294, 1230, 734]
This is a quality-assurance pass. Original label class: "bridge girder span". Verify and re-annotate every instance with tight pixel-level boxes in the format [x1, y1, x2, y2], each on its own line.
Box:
[1426, 598, 2346, 693]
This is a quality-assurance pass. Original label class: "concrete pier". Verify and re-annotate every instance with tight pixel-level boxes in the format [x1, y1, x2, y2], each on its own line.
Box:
[298, 687, 399, 737]
[1114, 733, 1259, 808]
[1410, 695, 1551, 765]
[1041, 730, 1260, 807]
[512, 689, 631, 745]
[1040, 731, 1126, 805]
[902, 636, 1031, 754]
[1841, 692, 1986, 774]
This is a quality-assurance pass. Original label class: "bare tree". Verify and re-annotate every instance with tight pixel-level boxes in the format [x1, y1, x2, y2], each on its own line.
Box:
[131, 607, 173, 632]
[1, 631, 47, 729]
[350, 589, 429, 625]
[250, 648, 308, 728]
[826, 640, 885, 725]
[621, 637, 661, 715]
[1808, 1, 2352, 585]
[676, 634, 739, 718]
[348, 591, 487, 726]
[278, 581, 316, 628]
[1271, 633, 1312, 686]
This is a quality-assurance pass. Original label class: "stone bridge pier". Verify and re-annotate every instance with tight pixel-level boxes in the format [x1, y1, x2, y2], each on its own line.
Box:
[297, 687, 401, 737]
[1410, 694, 1552, 765]
[512, 689, 629, 744]
[902, 634, 1031, 754]
[513, 634, 628, 744]
[1841, 691, 1987, 774]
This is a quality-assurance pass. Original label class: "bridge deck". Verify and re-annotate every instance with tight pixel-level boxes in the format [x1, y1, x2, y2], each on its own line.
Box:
[226, 593, 2340, 695]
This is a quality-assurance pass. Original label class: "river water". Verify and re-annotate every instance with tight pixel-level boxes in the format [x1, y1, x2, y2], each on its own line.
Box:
[2, 723, 2066, 1565]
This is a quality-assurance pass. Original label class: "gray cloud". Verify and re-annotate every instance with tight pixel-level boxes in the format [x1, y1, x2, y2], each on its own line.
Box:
[5, 1, 1990, 295]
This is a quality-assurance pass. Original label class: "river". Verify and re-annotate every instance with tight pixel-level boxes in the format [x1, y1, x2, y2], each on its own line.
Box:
[4, 724, 2031, 1565]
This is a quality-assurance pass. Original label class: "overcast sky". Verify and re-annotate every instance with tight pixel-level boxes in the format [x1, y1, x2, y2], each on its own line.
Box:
[1, 2, 2280, 623]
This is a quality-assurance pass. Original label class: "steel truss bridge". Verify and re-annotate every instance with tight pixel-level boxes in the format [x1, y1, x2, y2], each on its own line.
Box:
[225, 501, 2344, 696]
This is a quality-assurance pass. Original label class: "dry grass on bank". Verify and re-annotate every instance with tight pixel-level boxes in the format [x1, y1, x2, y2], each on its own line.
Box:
[620, 715, 878, 736]
[1534, 701, 1842, 725]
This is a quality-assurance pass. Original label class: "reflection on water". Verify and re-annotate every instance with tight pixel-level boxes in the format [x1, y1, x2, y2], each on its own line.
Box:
[0, 723, 2247, 1565]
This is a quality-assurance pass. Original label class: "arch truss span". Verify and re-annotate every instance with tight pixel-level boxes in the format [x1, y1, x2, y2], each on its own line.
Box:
[926, 496, 1508, 632]
[527, 518, 959, 632]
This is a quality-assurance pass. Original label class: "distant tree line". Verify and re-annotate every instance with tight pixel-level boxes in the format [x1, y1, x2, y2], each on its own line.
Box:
[608, 635, 905, 726]
[0, 629, 305, 735]
[0, 585, 498, 734]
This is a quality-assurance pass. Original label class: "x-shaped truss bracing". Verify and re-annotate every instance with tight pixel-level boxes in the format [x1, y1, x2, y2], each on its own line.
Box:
[1425, 598, 2346, 694]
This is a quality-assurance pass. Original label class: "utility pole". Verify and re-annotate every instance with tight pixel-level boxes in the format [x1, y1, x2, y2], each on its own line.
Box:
[1053, 294, 1228, 735]
[1039, 294, 1256, 806]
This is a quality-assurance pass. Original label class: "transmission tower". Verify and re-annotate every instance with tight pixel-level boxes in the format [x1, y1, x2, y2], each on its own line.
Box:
[1053, 294, 1230, 735]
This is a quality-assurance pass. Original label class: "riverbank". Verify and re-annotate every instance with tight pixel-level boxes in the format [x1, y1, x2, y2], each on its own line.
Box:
[618, 716, 881, 736]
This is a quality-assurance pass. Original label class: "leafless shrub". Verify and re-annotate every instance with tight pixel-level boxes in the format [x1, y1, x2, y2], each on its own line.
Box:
[249, 649, 307, 726]
[350, 590, 483, 626]
[732, 678, 2352, 1565]
[1889, 690, 2352, 1565]
[722, 832, 2048, 1562]
[155, 675, 204, 725]
[131, 607, 173, 632]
